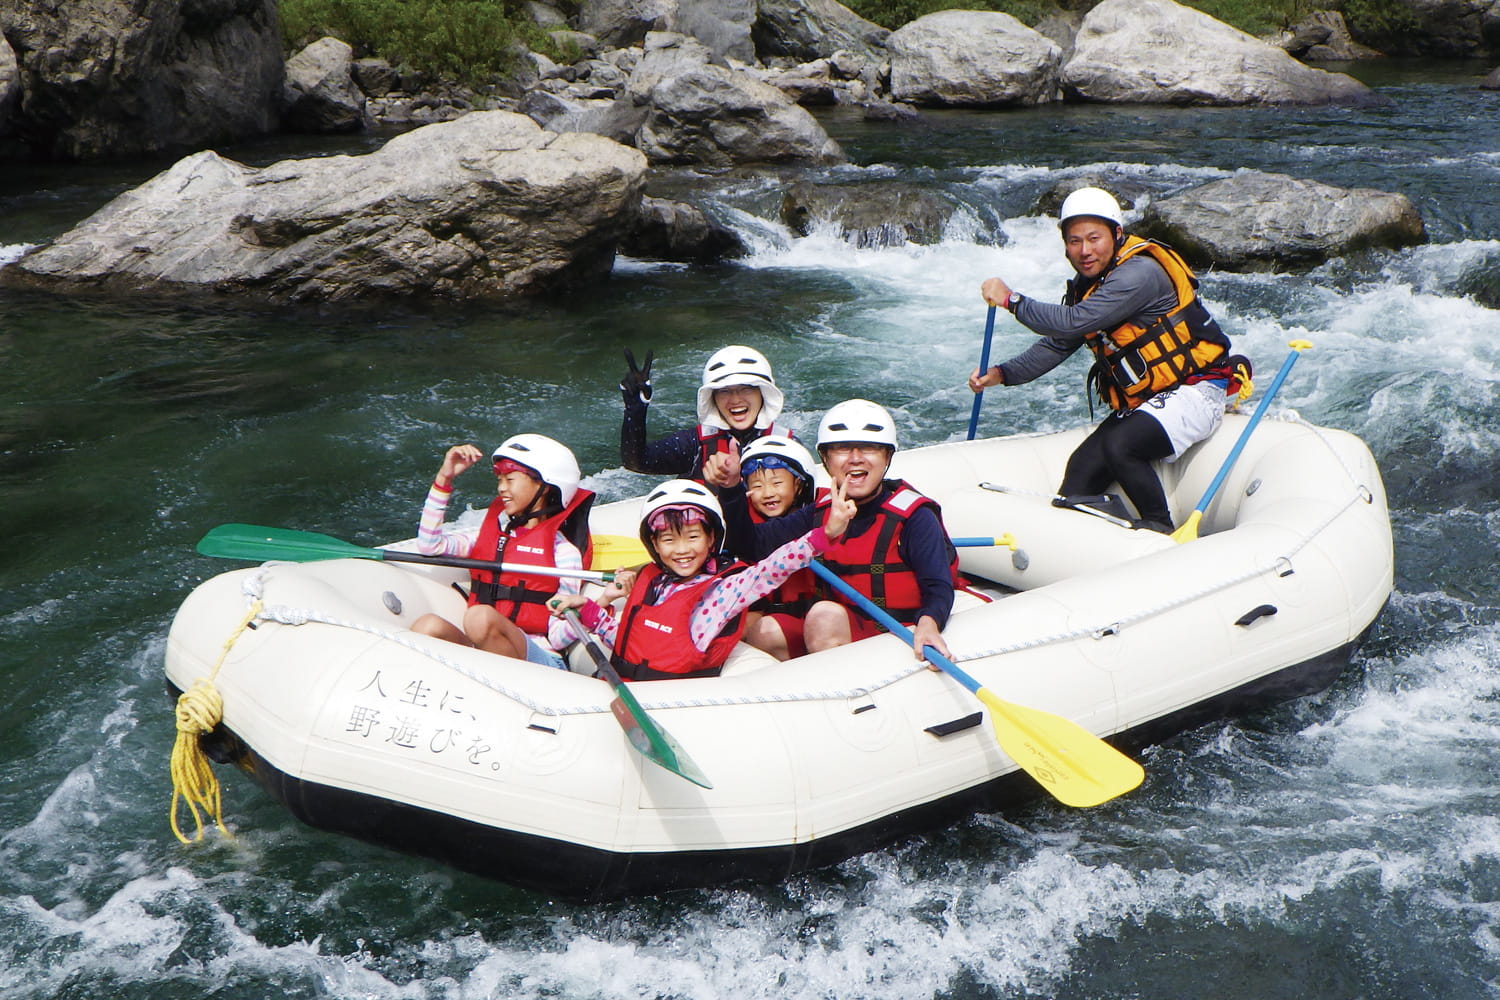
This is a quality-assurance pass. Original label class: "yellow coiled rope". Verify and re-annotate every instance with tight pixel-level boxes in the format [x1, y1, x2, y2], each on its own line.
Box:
[169, 598, 260, 843]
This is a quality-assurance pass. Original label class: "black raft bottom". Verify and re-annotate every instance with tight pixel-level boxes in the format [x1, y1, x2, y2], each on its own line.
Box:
[166, 631, 1367, 903]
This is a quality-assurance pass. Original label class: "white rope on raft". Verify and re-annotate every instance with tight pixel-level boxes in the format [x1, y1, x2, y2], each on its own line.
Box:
[234, 413, 1376, 714]
[237, 569, 928, 718]
[953, 409, 1375, 663]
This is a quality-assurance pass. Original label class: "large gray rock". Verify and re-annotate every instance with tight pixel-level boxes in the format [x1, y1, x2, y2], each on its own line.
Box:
[1062, 0, 1381, 106]
[1269, 11, 1382, 61]
[888, 10, 1060, 106]
[635, 62, 845, 165]
[676, 0, 758, 62]
[0, 0, 281, 160]
[577, 0, 757, 60]
[781, 181, 956, 246]
[753, 0, 890, 64]
[622, 196, 748, 261]
[1372, 0, 1500, 57]
[577, 0, 679, 48]
[0, 31, 18, 137]
[6, 111, 648, 303]
[627, 31, 720, 100]
[519, 89, 648, 143]
[623, 34, 843, 165]
[283, 37, 366, 133]
[1135, 171, 1427, 271]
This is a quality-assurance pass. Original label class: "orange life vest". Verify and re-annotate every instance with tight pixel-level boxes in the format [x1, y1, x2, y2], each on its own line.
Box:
[1074, 236, 1230, 412]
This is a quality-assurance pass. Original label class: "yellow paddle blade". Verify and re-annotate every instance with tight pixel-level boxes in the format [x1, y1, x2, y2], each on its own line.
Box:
[1170, 509, 1203, 545]
[591, 533, 650, 572]
[975, 687, 1144, 808]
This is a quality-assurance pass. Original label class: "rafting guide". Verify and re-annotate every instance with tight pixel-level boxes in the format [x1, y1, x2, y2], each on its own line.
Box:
[967, 186, 1251, 533]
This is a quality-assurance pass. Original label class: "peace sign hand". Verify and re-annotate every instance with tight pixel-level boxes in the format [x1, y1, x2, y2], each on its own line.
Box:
[823, 476, 857, 540]
[620, 348, 655, 406]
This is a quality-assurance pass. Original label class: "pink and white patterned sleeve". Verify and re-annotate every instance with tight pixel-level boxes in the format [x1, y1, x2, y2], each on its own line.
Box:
[687, 527, 830, 649]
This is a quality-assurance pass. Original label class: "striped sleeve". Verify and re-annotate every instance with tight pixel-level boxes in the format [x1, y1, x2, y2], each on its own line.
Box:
[416, 481, 481, 557]
[542, 533, 585, 651]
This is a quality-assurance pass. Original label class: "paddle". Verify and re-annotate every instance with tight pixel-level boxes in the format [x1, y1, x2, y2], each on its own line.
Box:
[561, 609, 713, 789]
[807, 560, 1143, 808]
[952, 533, 1017, 549]
[1171, 339, 1312, 544]
[966, 305, 998, 441]
[197, 523, 635, 580]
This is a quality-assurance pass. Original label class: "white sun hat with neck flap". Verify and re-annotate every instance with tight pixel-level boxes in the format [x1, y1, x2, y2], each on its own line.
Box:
[695, 345, 786, 430]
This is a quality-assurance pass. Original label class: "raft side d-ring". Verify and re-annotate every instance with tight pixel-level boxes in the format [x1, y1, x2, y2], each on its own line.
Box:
[1276, 557, 1295, 578]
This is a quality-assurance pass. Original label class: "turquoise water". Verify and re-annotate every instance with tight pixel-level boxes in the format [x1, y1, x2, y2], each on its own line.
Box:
[4, 60, 1500, 997]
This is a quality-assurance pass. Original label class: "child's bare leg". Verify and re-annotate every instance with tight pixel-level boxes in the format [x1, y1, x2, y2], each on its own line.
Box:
[803, 601, 853, 653]
[463, 604, 528, 659]
[411, 613, 472, 646]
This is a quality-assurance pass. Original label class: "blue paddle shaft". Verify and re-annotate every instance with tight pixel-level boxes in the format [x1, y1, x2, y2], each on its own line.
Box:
[966, 306, 998, 441]
[808, 561, 982, 696]
[1191, 347, 1305, 517]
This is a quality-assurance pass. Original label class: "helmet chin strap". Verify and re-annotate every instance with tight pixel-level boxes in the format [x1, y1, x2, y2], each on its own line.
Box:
[504, 487, 562, 532]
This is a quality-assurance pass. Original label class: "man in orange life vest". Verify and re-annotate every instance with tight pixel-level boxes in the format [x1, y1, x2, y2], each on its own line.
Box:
[967, 187, 1241, 532]
[721, 399, 964, 663]
[410, 434, 593, 667]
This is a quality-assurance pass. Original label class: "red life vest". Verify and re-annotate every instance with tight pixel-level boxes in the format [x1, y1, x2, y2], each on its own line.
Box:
[817, 480, 965, 627]
[746, 505, 819, 616]
[468, 489, 596, 635]
[612, 560, 748, 680]
[694, 423, 795, 480]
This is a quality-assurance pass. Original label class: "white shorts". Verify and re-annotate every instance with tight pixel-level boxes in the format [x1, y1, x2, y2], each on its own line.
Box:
[1138, 381, 1226, 461]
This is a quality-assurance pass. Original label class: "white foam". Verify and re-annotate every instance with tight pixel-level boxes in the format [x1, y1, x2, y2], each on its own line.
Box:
[0, 242, 35, 267]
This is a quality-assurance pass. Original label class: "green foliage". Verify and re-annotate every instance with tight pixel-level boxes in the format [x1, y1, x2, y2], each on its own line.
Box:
[1338, 0, 1421, 47]
[1178, 0, 1313, 35]
[279, 0, 560, 85]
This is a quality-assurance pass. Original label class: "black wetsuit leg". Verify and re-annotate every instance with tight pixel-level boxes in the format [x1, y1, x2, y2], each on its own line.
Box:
[1059, 411, 1174, 526]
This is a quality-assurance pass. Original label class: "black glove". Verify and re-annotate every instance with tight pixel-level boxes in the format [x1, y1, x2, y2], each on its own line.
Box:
[620, 348, 654, 407]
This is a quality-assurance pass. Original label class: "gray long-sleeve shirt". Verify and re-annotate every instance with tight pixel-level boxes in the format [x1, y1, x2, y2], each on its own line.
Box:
[998, 254, 1179, 386]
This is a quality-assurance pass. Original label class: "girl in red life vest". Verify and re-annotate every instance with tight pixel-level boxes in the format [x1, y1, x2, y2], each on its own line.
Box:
[548, 478, 855, 681]
[736, 436, 821, 661]
[410, 434, 595, 668]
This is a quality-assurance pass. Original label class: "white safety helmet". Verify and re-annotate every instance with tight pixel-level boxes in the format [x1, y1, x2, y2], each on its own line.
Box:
[638, 479, 725, 564]
[739, 435, 817, 485]
[695, 345, 785, 430]
[817, 399, 899, 454]
[1058, 186, 1124, 230]
[491, 434, 581, 505]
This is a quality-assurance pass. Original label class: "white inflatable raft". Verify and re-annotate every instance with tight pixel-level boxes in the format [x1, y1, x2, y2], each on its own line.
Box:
[165, 414, 1392, 899]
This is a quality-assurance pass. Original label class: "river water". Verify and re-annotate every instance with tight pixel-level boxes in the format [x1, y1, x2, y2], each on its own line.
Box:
[3, 59, 1500, 998]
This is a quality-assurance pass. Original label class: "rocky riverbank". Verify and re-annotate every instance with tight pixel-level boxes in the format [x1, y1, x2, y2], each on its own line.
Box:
[0, 0, 1450, 301]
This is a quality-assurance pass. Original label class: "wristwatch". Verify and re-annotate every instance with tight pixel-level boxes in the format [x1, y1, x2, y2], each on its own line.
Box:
[1005, 292, 1024, 313]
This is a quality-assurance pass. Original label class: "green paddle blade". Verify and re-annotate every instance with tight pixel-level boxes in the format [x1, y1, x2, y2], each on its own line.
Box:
[197, 523, 384, 563]
[561, 609, 712, 789]
[609, 684, 714, 789]
[975, 687, 1144, 807]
